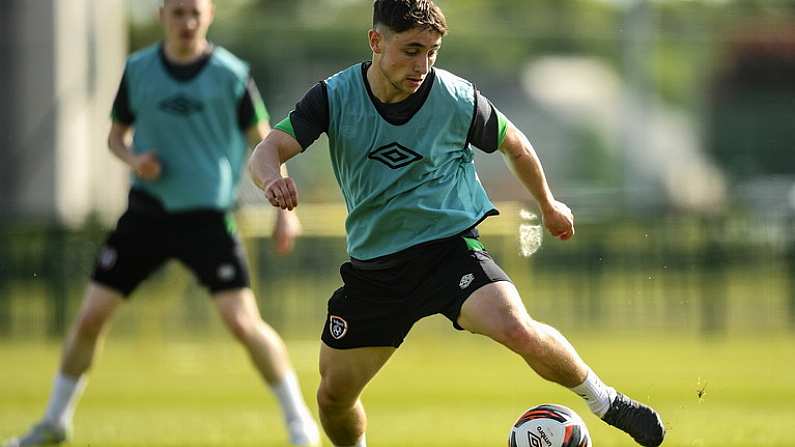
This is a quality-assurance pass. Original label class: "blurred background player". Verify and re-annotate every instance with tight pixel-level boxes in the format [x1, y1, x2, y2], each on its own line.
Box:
[4, 0, 320, 446]
[249, 1, 665, 446]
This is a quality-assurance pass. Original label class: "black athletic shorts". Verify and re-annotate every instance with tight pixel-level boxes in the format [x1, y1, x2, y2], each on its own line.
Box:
[321, 233, 512, 349]
[91, 189, 250, 297]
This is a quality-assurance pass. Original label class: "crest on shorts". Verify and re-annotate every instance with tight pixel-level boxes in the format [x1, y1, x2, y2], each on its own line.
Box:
[217, 263, 236, 282]
[459, 273, 475, 289]
[98, 246, 117, 270]
[329, 315, 348, 339]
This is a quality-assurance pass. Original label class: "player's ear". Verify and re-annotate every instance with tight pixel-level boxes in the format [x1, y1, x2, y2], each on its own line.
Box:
[207, 1, 216, 24]
[368, 29, 383, 55]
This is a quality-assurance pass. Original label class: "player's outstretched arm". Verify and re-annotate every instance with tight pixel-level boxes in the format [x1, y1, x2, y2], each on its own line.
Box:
[248, 129, 302, 211]
[499, 122, 574, 241]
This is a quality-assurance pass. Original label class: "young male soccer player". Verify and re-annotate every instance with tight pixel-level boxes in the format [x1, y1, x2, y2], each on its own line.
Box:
[248, 1, 666, 446]
[4, 1, 320, 446]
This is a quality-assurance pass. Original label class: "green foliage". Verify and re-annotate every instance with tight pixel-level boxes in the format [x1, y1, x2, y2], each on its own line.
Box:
[126, 0, 795, 200]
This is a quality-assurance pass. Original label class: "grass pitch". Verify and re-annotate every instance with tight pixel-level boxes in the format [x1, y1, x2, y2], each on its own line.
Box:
[1, 323, 793, 446]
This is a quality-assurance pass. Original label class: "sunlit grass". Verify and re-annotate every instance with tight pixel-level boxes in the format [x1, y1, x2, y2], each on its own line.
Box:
[1, 323, 793, 446]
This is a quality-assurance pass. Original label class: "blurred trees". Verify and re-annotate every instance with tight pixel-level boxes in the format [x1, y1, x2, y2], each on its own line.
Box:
[708, 22, 795, 181]
[127, 0, 795, 202]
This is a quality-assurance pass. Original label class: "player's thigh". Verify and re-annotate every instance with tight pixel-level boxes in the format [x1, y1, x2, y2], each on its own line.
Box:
[456, 280, 534, 342]
[212, 287, 263, 326]
[318, 343, 395, 402]
[71, 282, 126, 333]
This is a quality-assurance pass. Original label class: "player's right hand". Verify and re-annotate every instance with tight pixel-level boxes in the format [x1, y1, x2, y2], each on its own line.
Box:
[133, 152, 161, 181]
[264, 176, 299, 210]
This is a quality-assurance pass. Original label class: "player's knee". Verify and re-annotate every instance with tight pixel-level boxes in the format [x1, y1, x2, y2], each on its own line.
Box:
[500, 319, 545, 356]
[216, 295, 263, 342]
[317, 384, 335, 411]
[317, 378, 356, 412]
[317, 387, 345, 413]
[223, 313, 256, 342]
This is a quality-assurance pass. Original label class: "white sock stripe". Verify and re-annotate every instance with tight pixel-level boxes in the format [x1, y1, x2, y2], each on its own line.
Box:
[271, 371, 312, 422]
[569, 369, 616, 418]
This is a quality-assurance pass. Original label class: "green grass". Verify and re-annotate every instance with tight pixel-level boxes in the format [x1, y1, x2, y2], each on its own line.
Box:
[1, 321, 794, 446]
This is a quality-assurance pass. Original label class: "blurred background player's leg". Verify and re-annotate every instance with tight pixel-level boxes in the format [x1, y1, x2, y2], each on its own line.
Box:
[214, 288, 320, 446]
[5, 283, 124, 447]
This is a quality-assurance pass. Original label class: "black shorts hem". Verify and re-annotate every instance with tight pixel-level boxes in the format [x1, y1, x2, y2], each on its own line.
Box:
[320, 337, 401, 350]
[450, 277, 513, 331]
[89, 276, 134, 298]
[207, 283, 251, 296]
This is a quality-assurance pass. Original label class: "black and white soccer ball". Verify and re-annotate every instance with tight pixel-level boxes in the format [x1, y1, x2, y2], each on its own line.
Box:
[508, 404, 592, 447]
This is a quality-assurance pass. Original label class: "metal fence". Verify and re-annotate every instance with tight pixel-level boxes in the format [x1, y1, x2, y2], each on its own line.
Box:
[1, 204, 793, 341]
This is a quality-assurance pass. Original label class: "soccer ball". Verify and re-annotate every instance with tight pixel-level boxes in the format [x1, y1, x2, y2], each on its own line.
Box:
[508, 404, 592, 447]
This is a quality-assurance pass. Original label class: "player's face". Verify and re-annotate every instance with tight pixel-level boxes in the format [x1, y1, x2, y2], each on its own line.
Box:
[160, 0, 214, 54]
[372, 27, 442, 100]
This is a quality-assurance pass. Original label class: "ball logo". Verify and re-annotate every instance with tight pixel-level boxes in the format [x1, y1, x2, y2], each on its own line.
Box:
[536, 426, 553, 447]
[510, 404, 591, 447]
[528, 427, 552, 447]
[329, 315, 348, 339]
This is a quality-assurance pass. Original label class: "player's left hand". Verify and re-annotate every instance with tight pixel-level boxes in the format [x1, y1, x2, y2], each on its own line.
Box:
[541, 200, 575, 241]
[272, 209, 302, 255]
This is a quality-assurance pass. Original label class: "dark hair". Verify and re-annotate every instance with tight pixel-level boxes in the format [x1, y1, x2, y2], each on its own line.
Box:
[372, 0, 448, 35]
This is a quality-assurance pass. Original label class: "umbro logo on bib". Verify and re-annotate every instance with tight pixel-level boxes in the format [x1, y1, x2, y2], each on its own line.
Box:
[159, 94, 204, 116]
[368, 142, 423, 169]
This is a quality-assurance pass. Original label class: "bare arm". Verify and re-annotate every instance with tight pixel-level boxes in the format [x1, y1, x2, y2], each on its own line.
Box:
[107, 122, 136, 167]
[247, 121, 293, 178]
[246, 121, 271, 148]
[107, 121, 160, 180]
[500, 122, 574, 240]
[248, 129, 302, 210]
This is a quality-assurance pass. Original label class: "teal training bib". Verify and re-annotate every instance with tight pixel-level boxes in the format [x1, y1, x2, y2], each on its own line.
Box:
[124, 45, 250, 211]
[326, 64, 497, 260]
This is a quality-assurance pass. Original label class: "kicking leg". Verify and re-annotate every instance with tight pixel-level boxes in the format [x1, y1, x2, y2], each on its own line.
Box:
[214, 288, 319, 446]
[317, 343, 394, 447]
[458, 281, 588, 386]
[457, 281, 664, 447]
